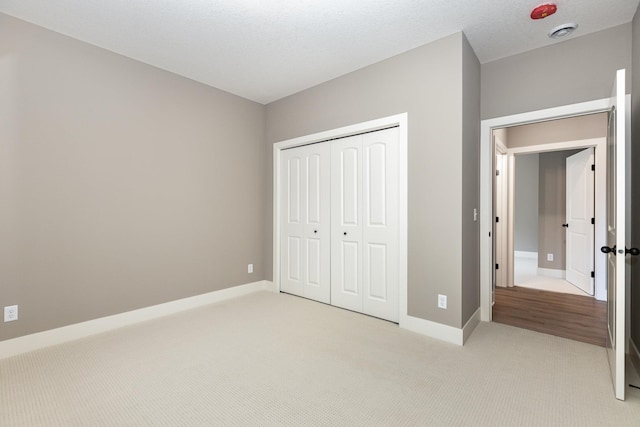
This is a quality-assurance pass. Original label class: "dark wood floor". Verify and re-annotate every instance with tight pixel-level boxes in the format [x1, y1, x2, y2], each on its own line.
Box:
[492, 286, 607, 347]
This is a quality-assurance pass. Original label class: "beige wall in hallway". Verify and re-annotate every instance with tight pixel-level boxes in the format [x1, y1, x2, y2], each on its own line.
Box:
[0, 14, 266, 341]
[514, 154, 539, 253]
[506, 114, 607, 148]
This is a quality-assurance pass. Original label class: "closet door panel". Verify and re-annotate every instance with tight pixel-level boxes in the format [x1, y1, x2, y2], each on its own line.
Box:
[331, 135, 363, 312]
[280, 152, 304, 296]
[302, 144, 331, 303]
[367, 243, 387, 299]
[362, 128, 399, 322]
[340, 147, 360, 225]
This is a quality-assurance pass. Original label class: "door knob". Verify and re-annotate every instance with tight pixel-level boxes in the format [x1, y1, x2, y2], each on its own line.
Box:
[626, 247, 640, 256]
[562, 223, 569, 228]
[343, 232, 347, 236]
[601, 246, 616, 255]
[314, 230, 317, 234]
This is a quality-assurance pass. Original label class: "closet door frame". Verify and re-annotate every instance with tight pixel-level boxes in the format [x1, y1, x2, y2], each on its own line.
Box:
[273, 113, 408, 326]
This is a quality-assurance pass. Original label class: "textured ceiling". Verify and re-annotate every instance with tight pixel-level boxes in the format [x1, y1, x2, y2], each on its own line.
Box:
[0, 0, 638, 104]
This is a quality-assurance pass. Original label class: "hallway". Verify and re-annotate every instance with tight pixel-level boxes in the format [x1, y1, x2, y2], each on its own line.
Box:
[493, 286, 607, 347]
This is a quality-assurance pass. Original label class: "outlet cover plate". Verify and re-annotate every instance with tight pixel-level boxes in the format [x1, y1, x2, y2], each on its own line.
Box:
[4, 305, 18, 322]
[437, 294, 447, 309]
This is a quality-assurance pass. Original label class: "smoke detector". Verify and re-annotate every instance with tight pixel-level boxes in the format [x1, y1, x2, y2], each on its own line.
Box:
[548, 23, 578, 39]
[531, 3, 557, 20]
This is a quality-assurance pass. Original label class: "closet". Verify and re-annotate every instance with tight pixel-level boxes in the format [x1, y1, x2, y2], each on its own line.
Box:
[279, 127, 399, 322]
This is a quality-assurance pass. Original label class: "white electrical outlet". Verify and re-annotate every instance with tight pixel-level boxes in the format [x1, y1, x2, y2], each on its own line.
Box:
[248, 263, 253, 274]
[547, 253, 554, 261]
[4, 305, 18, 322]
[437, 294, 447, 309]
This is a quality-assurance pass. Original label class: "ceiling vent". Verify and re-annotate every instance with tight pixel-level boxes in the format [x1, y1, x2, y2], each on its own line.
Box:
[548, 23, 578, 39]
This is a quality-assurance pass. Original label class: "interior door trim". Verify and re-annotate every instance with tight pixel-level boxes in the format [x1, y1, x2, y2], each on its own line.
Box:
[480, 95, 631, 324]
[503, 139, 605, 299]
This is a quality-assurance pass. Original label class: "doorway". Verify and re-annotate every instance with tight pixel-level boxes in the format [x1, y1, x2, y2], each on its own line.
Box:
[481, 101, 616, 324]
[490, 115, 608, 345]
[481, 73, 632, 400]
[511, 148, 596, 297]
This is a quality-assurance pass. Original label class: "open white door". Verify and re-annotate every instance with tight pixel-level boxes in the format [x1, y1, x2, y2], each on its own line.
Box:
[602, 69, 626, 401]
[565, 148, 595, 295]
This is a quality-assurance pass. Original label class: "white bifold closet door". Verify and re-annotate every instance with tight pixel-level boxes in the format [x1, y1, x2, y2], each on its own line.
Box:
[280, 143, 331, 304]
[330, 128, 399, 322]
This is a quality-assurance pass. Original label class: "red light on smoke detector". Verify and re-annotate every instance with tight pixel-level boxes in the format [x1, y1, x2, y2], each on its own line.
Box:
[531, 3, 557, 20]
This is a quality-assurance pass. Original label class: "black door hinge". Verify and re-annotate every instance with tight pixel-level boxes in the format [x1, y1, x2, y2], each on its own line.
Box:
[591, 164, 595, 171]
[496, 216, 500, 223]
[591, 217, 595, 225]
[496, 263, 499, 270]
[496, 170, 500, 176]
[591, 271, 595, 278]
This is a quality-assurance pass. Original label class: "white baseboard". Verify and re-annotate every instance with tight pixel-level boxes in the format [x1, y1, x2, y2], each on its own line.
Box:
[0, 280, 274, 360]
[402, 315, 464, 346]
[537, 268, 566, 279]
[514, 251, 538, 260]
[462, 308, 481, 344]
[262, 280, 277, 292]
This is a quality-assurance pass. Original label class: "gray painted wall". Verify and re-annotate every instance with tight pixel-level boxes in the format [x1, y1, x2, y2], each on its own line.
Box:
[482, 24, 632, 119]
[631, 4, 640, 353]
[461, 34, 481, 327]
[1, 9, 634, 343]
[514, 154, 539, 253]
[266, 33, 479, 329]
[0, 14, 266, 341]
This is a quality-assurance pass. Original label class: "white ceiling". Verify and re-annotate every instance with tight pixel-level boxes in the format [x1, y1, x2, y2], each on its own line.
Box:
[1, 0, 638, 104]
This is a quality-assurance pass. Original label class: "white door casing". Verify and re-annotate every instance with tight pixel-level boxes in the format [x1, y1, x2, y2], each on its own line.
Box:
[605, 69, 626, 401]
[565, 148, 595, 295]
[280, 143, 331, 303]
[480, 97, 627, 322]
[501, 139, 606, 300]
[494, 151, 508, 289]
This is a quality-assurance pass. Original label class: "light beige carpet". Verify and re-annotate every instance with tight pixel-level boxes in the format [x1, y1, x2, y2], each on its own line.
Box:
[1, 291, 639, 426]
